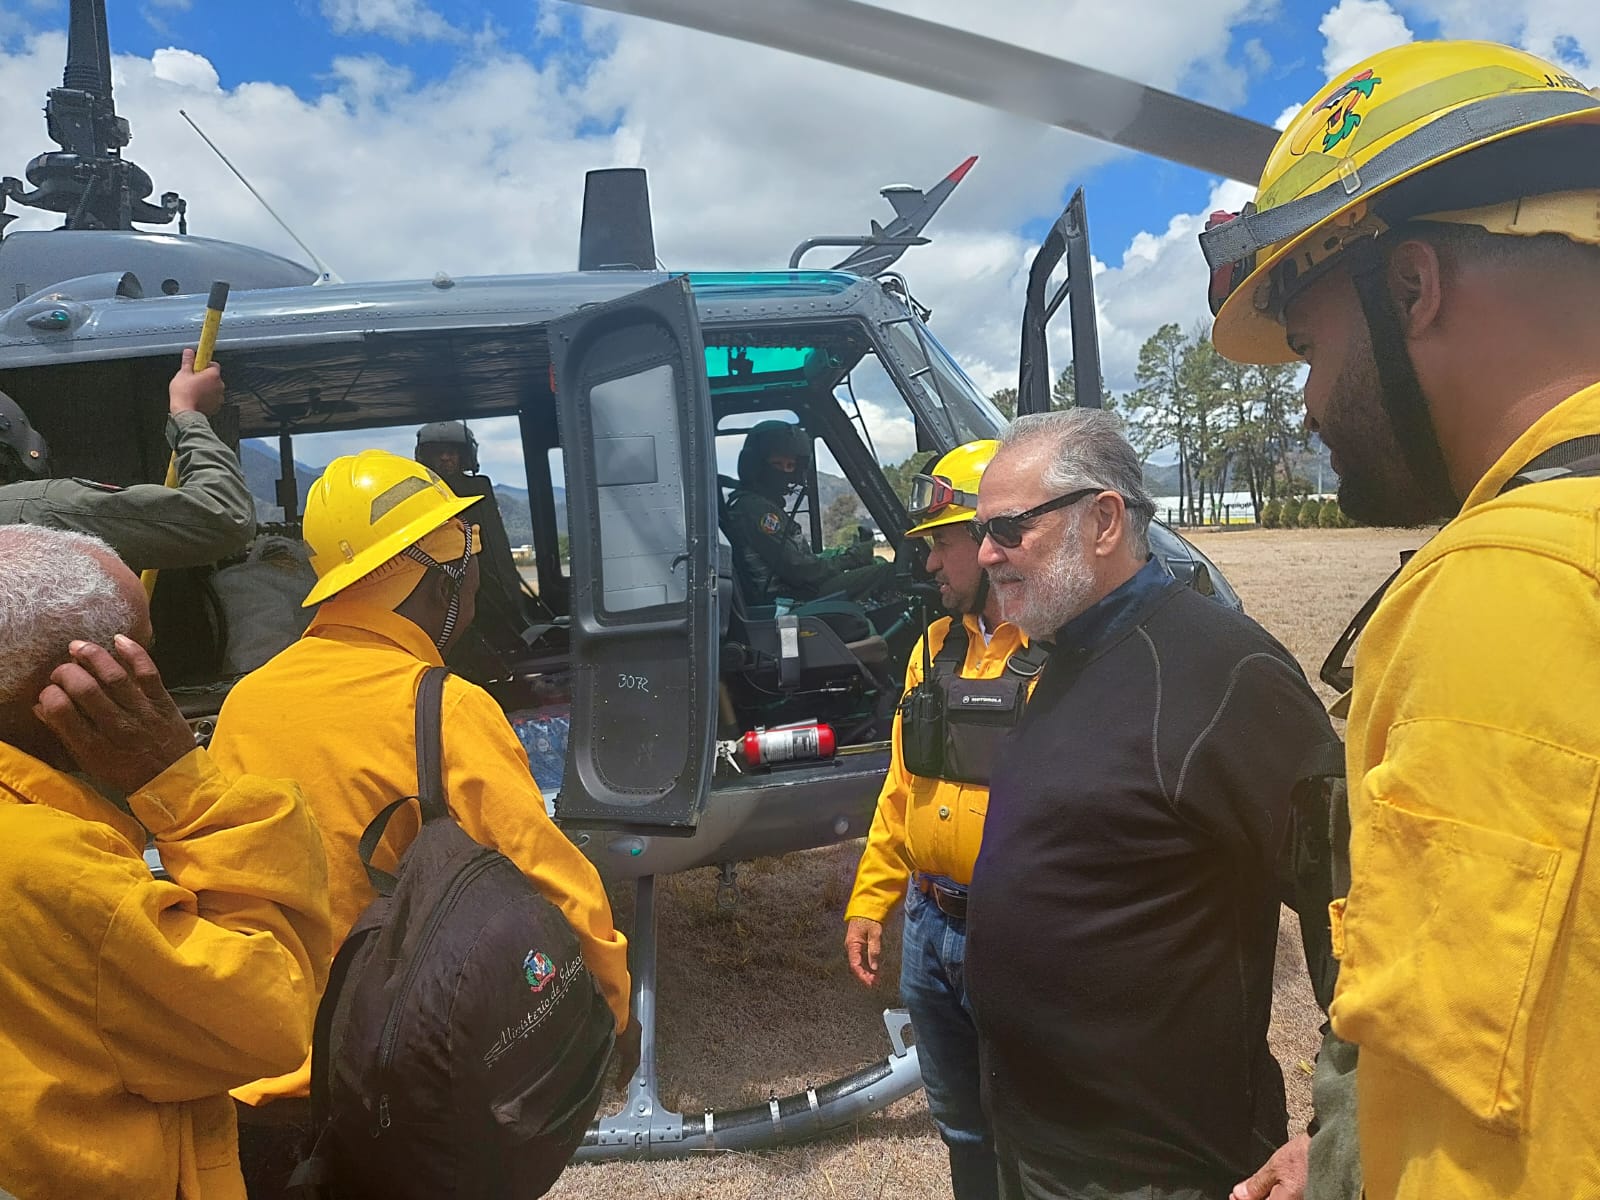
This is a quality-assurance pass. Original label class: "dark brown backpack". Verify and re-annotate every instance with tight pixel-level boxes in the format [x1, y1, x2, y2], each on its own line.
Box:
[291, 667, 615, 1199]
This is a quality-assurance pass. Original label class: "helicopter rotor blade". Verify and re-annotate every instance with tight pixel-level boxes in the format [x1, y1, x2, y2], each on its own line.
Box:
[566, 0, 1276, 183]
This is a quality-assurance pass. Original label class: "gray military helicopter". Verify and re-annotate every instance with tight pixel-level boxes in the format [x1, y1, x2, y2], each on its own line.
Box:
[0, 0, 1276, 1162]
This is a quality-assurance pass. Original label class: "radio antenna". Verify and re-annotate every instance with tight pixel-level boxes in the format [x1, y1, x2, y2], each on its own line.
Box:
[178, 108, 342, 284]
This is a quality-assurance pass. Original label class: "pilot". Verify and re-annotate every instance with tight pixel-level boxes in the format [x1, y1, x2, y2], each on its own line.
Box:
[0, 347, 256, 570]
[724, 419, 891, 605]
[842, 440, 1035, 1200]
[415, 420, 544, 660]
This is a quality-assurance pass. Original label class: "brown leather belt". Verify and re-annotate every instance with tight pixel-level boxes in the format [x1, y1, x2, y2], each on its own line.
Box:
[915, 873, 968, 921]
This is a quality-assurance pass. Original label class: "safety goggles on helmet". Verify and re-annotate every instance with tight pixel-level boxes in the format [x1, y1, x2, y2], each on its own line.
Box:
[1202, 59, 1600, 338]
[969, 487, 1103, 549]
[1208, 204, 1392, 321]
[907, 472, 980, 524]
[1205, 205, 1256, 317]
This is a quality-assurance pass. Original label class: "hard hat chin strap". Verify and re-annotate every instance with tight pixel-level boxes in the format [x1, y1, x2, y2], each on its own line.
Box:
[403, 525, 475, 653]
[1344, 238, 1460, 520]
[969, 572, 990, 617]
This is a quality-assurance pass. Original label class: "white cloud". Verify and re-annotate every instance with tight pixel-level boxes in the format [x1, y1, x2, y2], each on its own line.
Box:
[151, 47, 219, 91]
[1318, 0, 1414, 77]
[0, 3, 1277, 470]
[1399, 0, 1598, 74]
[1091, 179, 1257, 393]
[321, 0, 459, 42]
[1243, 37, 1274, 75]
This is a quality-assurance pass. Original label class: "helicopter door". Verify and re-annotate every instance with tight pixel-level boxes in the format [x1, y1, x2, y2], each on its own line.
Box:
[549, 276, 718, 834]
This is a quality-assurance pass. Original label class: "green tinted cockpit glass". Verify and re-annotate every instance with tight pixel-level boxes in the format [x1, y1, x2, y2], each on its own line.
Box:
[684, 270, 860, 296]
[705, 345, 815, 379]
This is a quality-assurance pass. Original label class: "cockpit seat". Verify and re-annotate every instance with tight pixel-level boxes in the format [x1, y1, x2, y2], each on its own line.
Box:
[716, 530, 892, 694]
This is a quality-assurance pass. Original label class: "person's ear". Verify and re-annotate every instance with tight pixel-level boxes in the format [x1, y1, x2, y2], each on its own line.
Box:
[1386, 237, 1445, 339]
[1090, 492, 1127, 558]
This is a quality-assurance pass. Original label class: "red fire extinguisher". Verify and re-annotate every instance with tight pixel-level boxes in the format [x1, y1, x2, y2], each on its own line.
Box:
[740, 721, 836, 767]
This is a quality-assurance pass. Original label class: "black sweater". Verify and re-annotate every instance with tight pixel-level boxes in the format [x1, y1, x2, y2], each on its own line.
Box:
[966, 568, 1335, 1191]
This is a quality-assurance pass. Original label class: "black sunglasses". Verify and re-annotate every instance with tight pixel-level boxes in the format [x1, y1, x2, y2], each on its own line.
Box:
[968, 487, 1103, 549]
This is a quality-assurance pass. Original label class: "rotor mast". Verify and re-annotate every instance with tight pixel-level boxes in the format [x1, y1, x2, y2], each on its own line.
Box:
[1, 0, 185, 237]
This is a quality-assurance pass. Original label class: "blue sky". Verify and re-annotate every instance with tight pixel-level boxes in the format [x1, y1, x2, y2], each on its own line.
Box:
[73, 0, 1522, 260]
[3, 0, 1596, 472]
[13, 2, 1596, 257]
[85, 0, 1323, 258]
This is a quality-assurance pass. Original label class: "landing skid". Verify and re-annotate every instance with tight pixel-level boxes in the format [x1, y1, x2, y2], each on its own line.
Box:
[574, 874, 924, 1161]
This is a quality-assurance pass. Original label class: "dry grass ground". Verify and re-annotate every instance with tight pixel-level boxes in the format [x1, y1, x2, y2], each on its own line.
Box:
[548, 526, 1430, 1200]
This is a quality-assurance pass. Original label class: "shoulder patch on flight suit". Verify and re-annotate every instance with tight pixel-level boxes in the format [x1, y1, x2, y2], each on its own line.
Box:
[71, 478, 124, 493]
[759, 512, 782, 536]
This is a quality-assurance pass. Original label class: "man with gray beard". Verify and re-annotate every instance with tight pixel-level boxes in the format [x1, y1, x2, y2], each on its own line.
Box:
[962, 410, 1336, 1200]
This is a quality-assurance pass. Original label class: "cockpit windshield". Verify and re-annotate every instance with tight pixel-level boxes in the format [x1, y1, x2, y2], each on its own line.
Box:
[877, 315, 1004, 447]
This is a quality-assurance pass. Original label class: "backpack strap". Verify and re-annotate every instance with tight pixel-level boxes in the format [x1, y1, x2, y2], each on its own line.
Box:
[1319, 435, 1600, 694]
[414, 666, 449, 822]
[1319, 554, 1412, 693]
[1499, 434, 1600, 491]
[354, 667, 451, 896]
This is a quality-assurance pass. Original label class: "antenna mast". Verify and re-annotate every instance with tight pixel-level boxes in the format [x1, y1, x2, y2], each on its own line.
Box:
[179, 109, 342, 284]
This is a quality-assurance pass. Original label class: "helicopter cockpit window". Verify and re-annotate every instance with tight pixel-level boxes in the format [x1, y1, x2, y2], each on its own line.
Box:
[877, 317, 1004, 446]
[707, 345, 816, 381]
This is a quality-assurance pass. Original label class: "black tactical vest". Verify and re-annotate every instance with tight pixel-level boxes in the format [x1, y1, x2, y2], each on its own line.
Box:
[900, 619, 1047, 785]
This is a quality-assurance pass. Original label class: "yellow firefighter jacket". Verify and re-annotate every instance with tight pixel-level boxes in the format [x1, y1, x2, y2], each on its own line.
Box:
[1330, 379, 1600, 1199]
[208, 596, 631, 1105]
[0, 744, 330, 1199]
[845, 613, 1028, 923]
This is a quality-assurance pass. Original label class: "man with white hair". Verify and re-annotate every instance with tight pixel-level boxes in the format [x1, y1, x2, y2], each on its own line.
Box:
[0, 525, 331, 1199]
[962, 410, 1336, 1200]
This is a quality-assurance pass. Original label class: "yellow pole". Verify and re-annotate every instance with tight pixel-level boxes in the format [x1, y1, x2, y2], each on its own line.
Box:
[142, 281, 229, 598]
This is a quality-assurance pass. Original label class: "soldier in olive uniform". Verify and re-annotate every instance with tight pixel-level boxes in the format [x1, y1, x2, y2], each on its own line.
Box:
[0, 348, 255, 570]
[724, 419, 891, 606]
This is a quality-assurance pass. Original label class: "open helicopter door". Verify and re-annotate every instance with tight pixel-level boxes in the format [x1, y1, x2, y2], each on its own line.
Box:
[549, 276, 719, 834]
[1018, 187, 1104, 415]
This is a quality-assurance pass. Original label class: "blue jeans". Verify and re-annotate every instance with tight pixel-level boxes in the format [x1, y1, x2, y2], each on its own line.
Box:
[902, 881, 998, 1200]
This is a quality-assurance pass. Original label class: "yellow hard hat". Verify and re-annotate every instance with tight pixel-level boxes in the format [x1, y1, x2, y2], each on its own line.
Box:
[905, 439, 998, 537]
[1203, 40, 1600, 364]
[302, 449, 481, 607]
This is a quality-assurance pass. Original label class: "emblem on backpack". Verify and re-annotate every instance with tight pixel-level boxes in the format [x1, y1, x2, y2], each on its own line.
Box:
[523, 949, 557, 993]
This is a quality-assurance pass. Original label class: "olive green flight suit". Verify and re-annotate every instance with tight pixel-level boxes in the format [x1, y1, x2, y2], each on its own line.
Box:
[0, 411, 256, 570]
[725, 486, 890, 605]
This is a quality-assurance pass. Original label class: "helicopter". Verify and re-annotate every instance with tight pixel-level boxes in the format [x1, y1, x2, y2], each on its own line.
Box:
[0, 0, 1279, 1163]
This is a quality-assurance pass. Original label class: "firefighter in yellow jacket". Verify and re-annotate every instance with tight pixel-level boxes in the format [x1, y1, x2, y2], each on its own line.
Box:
[1203, 39, 1600, 1200]
[0, 525, 331, 1199]
[206, 451, 634, 1192]
[844, 440, 1037, 1200]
